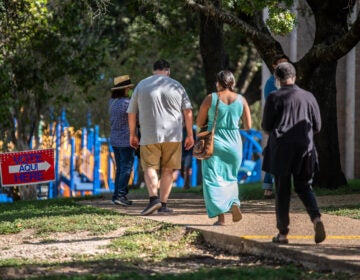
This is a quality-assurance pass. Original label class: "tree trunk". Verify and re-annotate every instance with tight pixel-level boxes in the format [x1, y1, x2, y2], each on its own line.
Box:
[199, 0, 226, 93]
[185, 0, 359, 189]
[301, 1, 350, 188]
[298, 63, 347, 188]
[241, 69, 261, 105]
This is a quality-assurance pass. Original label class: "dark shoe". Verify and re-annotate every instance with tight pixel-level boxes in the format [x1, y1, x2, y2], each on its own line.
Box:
[213, 221, 225, 226]
[272, 234, 289, 244]
[112, 196, 133, 206]
[314, 221, 326, 244]
[141, 199, 161, 216]
[157, 206, 174, 214]
[231, 204, 242, 222]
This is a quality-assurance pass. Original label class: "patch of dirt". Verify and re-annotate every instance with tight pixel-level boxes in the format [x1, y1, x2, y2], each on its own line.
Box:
[0, 227, 286, 279]
[0, 228, 126, 262]
[2, 193, 357, 279]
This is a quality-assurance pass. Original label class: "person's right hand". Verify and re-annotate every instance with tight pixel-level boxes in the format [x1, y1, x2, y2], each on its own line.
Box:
[184, 135, 194, 150]
[130, 135, 139, 150]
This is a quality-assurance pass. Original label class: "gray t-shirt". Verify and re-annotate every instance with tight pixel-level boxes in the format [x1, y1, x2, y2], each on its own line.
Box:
[127, 74, 192, 145]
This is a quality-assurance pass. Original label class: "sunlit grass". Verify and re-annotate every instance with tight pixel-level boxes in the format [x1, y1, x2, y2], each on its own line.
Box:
[0, 198, 138, 235]
[0, 193, 352, 279]
[323, 204, 360, 220]
[108, 223, 199, 262]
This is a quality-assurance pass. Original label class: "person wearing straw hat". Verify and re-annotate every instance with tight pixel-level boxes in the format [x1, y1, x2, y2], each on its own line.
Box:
[109, 75, 135, 206]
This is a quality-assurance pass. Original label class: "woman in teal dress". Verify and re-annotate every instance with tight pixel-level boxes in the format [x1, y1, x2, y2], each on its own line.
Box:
[196, 70, 251, 225]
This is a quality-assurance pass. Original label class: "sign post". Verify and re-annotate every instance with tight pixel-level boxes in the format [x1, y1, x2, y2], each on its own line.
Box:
[0, 149, 55, 186]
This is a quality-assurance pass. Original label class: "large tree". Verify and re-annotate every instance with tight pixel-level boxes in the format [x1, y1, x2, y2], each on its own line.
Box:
[186, 0, 360, 188]
[0, 0, 108, 150]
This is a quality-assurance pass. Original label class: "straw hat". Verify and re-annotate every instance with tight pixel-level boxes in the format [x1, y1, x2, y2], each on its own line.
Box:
[111, 75, 134, 91]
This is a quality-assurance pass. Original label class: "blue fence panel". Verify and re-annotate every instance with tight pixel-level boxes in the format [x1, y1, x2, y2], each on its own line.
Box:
[238, 129, 262, 183]
[173, 129, 263, 187]
[46, 121, 263, 199]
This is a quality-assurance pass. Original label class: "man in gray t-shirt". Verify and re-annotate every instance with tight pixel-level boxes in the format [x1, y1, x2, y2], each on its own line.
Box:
[127, 59, 194, 216]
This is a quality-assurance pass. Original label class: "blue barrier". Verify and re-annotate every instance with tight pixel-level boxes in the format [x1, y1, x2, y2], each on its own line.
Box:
[0, 193, 13, 203]
[238, 129, 262, 183]
[174, 129, 262, 187]
[57, 125, 114, 197]
[47, 109, 263, 197]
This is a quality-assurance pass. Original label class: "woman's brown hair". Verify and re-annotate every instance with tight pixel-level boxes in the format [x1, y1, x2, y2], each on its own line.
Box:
[216, 70, 236, 92]
[111, 88, 127, 99]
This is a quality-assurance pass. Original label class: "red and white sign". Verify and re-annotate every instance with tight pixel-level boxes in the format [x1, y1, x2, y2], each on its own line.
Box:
[0, 149, 55, 186]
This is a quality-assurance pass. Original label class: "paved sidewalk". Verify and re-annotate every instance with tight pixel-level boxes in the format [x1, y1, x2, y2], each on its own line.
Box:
[86, 192, 360, 275]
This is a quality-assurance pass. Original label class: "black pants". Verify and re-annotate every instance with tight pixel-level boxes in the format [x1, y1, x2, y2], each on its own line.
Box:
[274, 172, 321, 235]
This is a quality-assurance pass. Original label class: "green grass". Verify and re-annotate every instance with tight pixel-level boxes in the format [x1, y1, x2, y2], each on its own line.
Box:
[323, 204, 360, 219]
[237, 179, 360, 220]
[312, 179, 360, 196]
[238, 179, 360, 201]
[315, 180, 360, 219]
[108, 223, 199, 262]
[0, 197, 139, 235]
[130, 179, 360, 201]
[0, 180, 358, 279]
[0, 197, 352, 279]
[238, 182, 264, 200]
[25, 266, 350, 280]
[159, 179, 360, 221]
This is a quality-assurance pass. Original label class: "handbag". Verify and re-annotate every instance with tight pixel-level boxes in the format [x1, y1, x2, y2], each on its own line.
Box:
[193, 93, 220, 160]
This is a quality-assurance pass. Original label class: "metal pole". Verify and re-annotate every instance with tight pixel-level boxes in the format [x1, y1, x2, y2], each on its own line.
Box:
[93, 125, 100, 195]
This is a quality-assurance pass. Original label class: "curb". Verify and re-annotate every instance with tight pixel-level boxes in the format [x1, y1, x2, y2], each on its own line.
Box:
[186, 226, 360, 275]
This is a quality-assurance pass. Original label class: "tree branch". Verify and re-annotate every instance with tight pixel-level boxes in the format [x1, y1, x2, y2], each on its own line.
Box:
[185, 0, 268, 41]
[185, 0, 285, 69]
[314, 9, 360, 62]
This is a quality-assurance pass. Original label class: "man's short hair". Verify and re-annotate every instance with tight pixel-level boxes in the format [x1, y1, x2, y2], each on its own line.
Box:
[272, 54, 289, 65]
[153, 59, 170, 71]
[274, 62, 296, 82]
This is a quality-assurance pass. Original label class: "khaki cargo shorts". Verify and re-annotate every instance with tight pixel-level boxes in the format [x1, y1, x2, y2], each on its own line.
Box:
[140, 142, 182, 170]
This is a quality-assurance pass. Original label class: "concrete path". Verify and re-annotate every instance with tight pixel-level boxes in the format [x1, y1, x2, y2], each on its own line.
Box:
[86, 192, 360, 275]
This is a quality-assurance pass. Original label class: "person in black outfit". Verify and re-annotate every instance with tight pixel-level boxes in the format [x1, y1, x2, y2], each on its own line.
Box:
[262, 62, 326, 244]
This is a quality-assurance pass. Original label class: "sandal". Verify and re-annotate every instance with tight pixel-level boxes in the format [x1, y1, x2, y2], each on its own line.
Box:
[231, 204, 242, 222]
[314, 220, 326, 244]
[213, 221, 225, 226]
[272, 234, 289, 244]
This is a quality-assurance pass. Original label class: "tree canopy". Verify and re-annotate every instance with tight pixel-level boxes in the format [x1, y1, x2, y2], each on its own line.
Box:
[1, 0, 359, 188]
[185, 0, 360, 188]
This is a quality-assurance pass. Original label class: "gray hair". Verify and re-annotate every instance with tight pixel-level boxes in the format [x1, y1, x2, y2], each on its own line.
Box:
[274, 62, 296, 83]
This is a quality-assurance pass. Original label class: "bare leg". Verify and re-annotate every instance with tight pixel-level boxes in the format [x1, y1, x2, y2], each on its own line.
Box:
[159, 167, 173, 203]
[217, 214, 225, 225]
[144, 167, 159, 197]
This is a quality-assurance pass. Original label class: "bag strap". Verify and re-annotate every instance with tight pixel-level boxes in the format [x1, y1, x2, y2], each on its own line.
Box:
[211, 93, 220, 133]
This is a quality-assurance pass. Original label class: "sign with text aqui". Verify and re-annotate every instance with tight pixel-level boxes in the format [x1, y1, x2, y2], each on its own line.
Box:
[0, 149, 55, 186]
